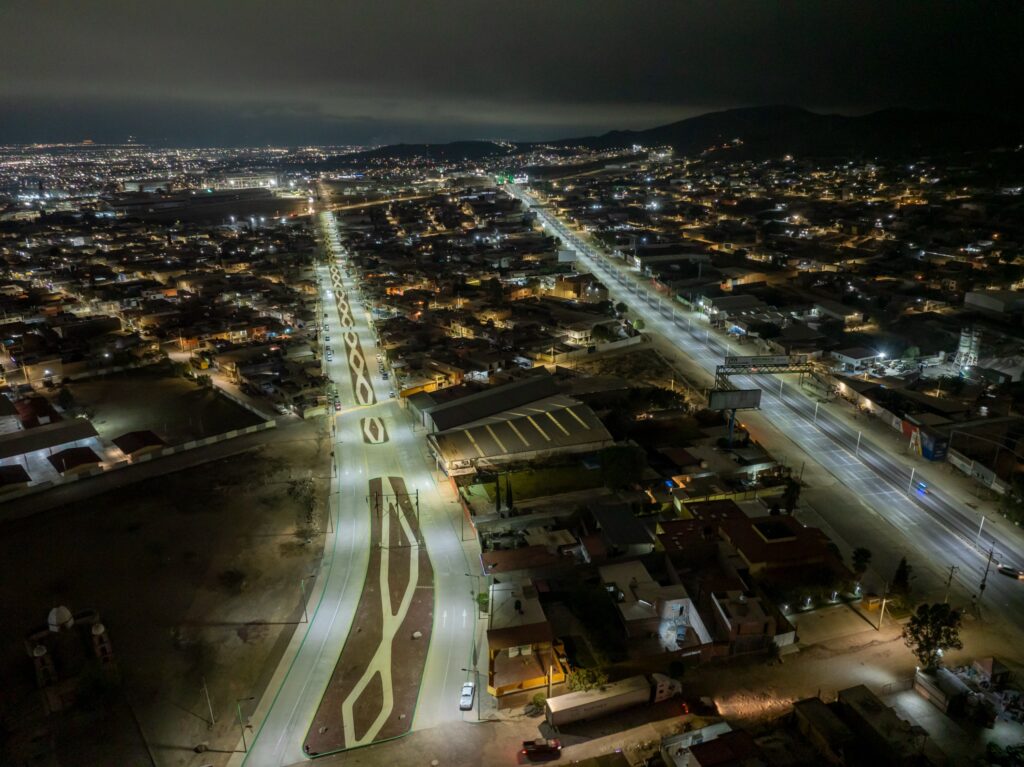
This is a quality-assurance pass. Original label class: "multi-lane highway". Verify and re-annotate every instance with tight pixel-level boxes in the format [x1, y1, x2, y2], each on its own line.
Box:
[240, 212, 481, 766]
[507, 183, 1024, 631]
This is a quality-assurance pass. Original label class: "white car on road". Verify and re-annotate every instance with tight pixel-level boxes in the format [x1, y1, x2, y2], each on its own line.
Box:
[459, 681, 475, 710]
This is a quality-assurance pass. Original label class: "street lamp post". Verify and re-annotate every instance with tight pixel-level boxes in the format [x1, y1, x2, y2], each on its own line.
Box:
[461, 666, 483, 721]
[978, 543, 995, 614]
[943, 565, 960, 604]
[201, 676, 216, 726]
[235, 696, 255, 752]
[299, 574, 316, 623]
[465, 572, 485, 618]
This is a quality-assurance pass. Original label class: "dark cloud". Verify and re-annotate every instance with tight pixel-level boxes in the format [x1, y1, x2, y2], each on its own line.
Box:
[1, 0, 1020, 145]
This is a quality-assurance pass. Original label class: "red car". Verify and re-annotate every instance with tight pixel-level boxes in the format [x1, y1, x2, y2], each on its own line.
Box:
[521, 738, 561, 761]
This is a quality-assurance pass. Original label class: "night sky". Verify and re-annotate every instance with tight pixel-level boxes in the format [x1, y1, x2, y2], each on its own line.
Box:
[2, 0, 1021, 146]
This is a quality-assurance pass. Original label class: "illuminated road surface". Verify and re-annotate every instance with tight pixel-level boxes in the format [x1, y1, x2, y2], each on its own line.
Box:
[241, 213, 480, 766]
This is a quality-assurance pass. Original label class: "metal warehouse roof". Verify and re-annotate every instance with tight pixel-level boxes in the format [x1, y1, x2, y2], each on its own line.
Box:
[429, 399, 612, 464]
[426, 371, 559, 432]
[0, 418, 99, 460]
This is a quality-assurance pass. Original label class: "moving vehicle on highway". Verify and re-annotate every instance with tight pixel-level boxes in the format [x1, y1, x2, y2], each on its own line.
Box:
[998, 564, 1024, 580]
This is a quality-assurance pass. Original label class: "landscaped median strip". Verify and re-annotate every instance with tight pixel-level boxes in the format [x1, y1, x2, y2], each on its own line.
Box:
[303, 475, 434, 757]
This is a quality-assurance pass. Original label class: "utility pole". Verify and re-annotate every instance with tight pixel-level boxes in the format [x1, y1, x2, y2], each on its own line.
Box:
[299, 574, 316, 623]
[236, 696, 255, 752]
[978, 543, 995, 612]
[943, 565, 959, 604]
[877, 588, 889, 631]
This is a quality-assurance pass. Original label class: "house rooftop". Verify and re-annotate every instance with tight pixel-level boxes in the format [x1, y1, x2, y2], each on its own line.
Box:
[687, 729, 760, 766]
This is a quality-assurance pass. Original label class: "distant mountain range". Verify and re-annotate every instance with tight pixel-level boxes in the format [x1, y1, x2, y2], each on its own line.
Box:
[549, 105, 1021, 158]
[342, 105, 1021, 165]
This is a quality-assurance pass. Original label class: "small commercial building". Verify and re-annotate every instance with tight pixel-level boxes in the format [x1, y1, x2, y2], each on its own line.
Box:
[485, 579, 565, 699]
[793, 697, 853, 764]
[831, 347, 881, 371]
[837, 685, 928, 765]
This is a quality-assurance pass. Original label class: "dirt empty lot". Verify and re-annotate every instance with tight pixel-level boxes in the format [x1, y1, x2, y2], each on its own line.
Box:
[0, 423, 329, 766]
[67, 367, 264, 444]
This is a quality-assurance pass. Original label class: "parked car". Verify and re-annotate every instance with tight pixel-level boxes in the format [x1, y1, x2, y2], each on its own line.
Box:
[459, 681, 475, 710]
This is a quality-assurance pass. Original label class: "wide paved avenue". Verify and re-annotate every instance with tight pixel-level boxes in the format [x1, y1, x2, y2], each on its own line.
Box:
[238, 212, 480, 766]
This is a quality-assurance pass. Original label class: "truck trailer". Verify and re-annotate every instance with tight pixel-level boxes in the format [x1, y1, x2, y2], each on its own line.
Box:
[544, 673, 682, 727]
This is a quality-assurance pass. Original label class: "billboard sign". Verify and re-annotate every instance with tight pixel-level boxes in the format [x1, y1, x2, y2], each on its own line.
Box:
[708, 388, 762, 411]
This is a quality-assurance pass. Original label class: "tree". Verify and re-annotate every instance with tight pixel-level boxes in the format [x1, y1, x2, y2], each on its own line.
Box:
[999, 473, 1024, 525]
[852, 547, 873, 577]
[902, 602, 963, 671]
[314, 414, 329, 455]
[599, 445, 646, 490]
[782, 477, 801, 513]
[566, 667, 609, 692]
[56, 386, 76, 412]
[750, 321, 781, 340]
[892, 556, 913, 599]
[592, 324, 618, 343]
